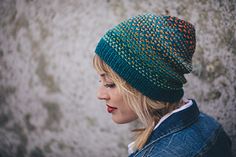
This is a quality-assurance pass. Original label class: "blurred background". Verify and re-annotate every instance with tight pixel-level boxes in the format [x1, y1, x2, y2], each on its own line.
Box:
[0, 0, 235, 157]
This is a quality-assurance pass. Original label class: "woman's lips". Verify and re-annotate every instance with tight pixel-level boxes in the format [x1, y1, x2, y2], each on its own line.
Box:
[106, 105, 117, 113]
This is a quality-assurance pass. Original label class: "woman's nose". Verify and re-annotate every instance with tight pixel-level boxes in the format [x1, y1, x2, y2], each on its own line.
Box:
[97, 86, 109, 100]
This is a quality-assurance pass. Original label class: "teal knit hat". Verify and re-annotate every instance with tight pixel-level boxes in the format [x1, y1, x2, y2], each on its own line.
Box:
[95, 13, 196, 103]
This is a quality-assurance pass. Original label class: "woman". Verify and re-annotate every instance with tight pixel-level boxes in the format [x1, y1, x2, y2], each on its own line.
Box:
[93, 13, 232, 157]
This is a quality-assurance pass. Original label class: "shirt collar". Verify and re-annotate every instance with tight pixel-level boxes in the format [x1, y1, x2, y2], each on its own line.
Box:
[153, 98, 193, 130]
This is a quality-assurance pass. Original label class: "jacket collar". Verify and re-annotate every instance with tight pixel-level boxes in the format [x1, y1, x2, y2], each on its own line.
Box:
[145, 99, 200, 147]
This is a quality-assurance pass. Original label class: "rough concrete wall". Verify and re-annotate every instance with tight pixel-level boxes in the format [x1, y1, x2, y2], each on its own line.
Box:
[0, 0, 235, 157]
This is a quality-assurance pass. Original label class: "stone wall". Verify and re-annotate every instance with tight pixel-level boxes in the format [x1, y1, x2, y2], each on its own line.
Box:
[0, 0, 235, 156]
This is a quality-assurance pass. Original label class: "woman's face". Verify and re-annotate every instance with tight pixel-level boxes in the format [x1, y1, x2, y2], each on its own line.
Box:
[97, 73, 138, 124]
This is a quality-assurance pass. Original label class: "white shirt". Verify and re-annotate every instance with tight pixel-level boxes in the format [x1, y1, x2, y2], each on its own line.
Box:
[128, 99, 193, 155]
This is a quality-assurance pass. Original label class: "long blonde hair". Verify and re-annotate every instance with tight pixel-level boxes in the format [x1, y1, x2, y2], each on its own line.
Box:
[93, 55, 182, 149]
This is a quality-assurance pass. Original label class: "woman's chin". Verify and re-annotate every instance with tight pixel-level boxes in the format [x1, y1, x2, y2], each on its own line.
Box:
[112, 116, 138, 124]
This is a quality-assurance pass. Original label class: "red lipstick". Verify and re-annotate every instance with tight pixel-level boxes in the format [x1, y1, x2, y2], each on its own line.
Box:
[106, 105, 117, 113]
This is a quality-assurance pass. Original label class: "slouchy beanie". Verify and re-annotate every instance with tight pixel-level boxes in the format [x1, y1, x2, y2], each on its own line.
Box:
[95, 13, 196, 103]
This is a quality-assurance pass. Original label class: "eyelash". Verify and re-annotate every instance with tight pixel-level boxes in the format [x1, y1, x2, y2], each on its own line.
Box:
[104, 83, 116, 88]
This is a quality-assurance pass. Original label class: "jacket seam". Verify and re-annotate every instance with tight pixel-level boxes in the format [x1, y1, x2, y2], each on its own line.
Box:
[134, 114, 198, 156]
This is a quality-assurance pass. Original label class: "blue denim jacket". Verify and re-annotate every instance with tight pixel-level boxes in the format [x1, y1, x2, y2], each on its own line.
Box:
[129, 100, 232, 157]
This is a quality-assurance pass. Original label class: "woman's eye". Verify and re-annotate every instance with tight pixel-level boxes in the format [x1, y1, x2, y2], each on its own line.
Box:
[104, 83, 116, 88]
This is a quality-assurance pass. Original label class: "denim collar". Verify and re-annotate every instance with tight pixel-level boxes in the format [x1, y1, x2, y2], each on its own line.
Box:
[144, 99, 200, 148]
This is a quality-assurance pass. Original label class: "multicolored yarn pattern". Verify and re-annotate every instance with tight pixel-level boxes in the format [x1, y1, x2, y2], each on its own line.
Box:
[95, 13, 196, 102]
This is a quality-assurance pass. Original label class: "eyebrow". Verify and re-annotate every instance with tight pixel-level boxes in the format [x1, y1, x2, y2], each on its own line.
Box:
[100, 73, 106, 77]
[99, 73, 113, 82]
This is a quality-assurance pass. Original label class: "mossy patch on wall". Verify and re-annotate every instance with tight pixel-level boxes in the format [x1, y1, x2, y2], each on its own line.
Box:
[29, 147, 45, 157]
[42, 101, 63, 131]
[35, 54, 61, 93]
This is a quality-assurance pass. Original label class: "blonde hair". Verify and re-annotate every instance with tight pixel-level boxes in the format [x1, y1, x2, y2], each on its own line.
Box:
[93, 55, 182, 149]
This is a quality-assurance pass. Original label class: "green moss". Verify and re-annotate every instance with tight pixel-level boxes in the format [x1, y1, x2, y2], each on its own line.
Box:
[9, 124, 28, 145]
[12, 13, 29, 39]
[197, 11, 208, 30]
[205, 58, 226, 82]
[57, 142, 74, 152]
[0, 113, 10, 127]
[207, 90, 222, 100]
[218, 29, 234, 49]
[117, 137, 127, 150]
[109, 0, 127, 19]
[43, 139, 74, 153]
[42, 101, 63, 131]
[192, 56, 227, 82]
[176, 5, 188, 16]
[29, 147, 45, 157]
[37, 19, 52, 40]
[35, 54, 61, 93]
[0, 48, 3, 58]
[24, 113, 36, 131]
[6, 123, 28, 157]
[0, 86, 15, 127]
[25, 0, 34, 3]
[230, 37, 236, 55]
[0, 1, 17, 28]
[197, 0, 207, 5]
[85, 116, 97, 127]
[212, 10, 222, 28]
[0, 87, 27, 156]
[133, 1, 142, 11]
[0, 85, 16, 106]
[192, 46, 204, 77]
[43, 139, 56, 153]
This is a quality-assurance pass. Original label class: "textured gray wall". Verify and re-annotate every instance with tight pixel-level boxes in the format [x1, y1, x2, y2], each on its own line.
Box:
[0, 0, 235, 157]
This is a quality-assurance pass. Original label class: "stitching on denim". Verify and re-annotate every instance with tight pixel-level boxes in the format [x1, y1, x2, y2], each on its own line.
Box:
[149, 111, 198, 146]
[133, 115, 199, 156]
[146, 145, 155, 157]
[133, 103, 199, 156]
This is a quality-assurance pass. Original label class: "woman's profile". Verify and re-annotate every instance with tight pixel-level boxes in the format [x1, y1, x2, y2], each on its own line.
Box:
[93, 13, 233, 157]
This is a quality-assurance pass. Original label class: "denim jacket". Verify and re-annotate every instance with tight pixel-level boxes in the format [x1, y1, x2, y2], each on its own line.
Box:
[129, 100, 233, 157]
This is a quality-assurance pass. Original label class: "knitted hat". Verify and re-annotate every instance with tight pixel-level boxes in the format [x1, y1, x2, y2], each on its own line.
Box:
[95, 13, 196, 103]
